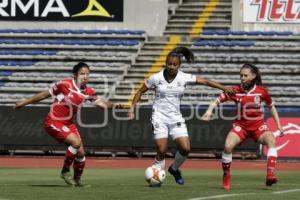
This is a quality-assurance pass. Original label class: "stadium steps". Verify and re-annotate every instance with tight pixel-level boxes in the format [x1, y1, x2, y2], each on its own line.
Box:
[112, 32, 300, 106]
[164, 0, 232, 35]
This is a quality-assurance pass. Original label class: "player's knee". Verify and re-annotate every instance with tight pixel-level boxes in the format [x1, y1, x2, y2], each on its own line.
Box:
[266, 136, 276, 148]
[71, 140, 81, 149]
[224, 145, 233, 154]
[180, 147, 190, 156]
[157, 147, 167, 155]
[77, 150, 85, 158]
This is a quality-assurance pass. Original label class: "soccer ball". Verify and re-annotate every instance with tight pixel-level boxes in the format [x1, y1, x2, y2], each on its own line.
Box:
[144, 165, 166, 186]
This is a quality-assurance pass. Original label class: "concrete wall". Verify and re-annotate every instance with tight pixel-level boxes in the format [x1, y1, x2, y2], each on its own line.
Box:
[0, 0, 168, 36]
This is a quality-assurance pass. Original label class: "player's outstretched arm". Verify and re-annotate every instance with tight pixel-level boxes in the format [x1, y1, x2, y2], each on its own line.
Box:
[14, 90, 51, 109]
[269, 104, 283, 135]
[196, 76, 235, 95]
[201, 99, 219, 121]
[128, 83, 149, 120]
[94, 99, 123, 109]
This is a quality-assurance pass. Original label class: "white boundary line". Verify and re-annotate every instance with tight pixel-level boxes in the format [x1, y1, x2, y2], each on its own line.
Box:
[188, 193, 256, 200]
[272, 189, 300, 194]
[188, 189, 300, 200]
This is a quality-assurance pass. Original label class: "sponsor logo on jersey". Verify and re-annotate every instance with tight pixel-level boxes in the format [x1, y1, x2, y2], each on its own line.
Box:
[62, 126, 70, 132]
[234, 125, 242, 132]
[254, 95, 260, 105]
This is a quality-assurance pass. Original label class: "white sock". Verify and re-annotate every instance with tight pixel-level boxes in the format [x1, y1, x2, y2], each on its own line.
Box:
[153, 158, 165, 169]
[172, 151, 187, 170]
[75, 156, 86, 162]
[68, 146, 78, 154]
[267, 147, 277, 157]
[222, 152, 232, 163]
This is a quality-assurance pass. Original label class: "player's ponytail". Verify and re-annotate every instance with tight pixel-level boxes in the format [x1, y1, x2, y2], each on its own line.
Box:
[241, 63, 262, 85]
[72, 62, 90, 75]
[166, 46, 194, 64]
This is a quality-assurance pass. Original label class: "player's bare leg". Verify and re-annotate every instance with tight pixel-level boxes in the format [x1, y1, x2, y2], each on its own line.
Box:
[222, 132, 241, 190]
[61, 133, 81, 186]
[150, 138, 168, 187]
[153, 138, 168, 169]
[73, 145, 90, 187]
[259, 131, 278, 186]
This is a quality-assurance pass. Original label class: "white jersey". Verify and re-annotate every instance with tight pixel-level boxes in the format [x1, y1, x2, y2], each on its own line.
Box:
[145, 69, 197, 123]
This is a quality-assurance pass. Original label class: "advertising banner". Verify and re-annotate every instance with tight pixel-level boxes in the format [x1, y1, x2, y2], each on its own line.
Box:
[0, 106, 259, 152]
[244, 0, 300, 23]
[264, 117, 300, 158]
[0, 0, 123, 21]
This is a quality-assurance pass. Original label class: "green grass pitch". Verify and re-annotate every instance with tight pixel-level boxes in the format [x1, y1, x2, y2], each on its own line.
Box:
[0, 168, 299, 200]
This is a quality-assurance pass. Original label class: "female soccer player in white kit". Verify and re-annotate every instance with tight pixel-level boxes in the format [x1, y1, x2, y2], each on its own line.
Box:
[128, 47, 234, 185]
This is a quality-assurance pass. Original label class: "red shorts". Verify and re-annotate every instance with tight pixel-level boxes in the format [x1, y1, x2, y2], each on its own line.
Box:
[230, 121, 270, 142]
[44, 118, 80, 143]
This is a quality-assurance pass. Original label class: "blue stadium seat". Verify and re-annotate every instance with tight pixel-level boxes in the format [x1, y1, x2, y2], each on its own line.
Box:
[201, 30, 216, 35]
[0, 49, 57, 55]
[0, 71, 13, 76]
[276, 31, 293, 36]
[231, 31, 247, 35]
[194, 40, 255, 47]
[40, 29, 57, 34]
[92, 40, 106, 45]
[247, 31, 263, 36]
[0, 28, 146, 35]
[215, 30, 230, 35]
[0, 29, 13, 33]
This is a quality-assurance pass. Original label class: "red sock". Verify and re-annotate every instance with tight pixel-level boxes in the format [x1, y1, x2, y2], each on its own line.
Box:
[63, 147, 77, 170]
[222, 162, 231, 175]
[267, 156, 277, 175]
[73, 157, 86, 181]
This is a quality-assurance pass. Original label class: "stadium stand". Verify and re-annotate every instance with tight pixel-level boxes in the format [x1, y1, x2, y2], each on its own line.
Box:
[112, 0, 300, 107]
[0, 0, 299, 107]
[0, 29, 146, 105]
[164, 0, 232, 35]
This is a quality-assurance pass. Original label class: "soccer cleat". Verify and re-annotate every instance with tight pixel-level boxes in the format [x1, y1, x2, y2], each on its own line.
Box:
[222, 174, 231, 190]
[74, 179, 91, 187]
[60, 171, 75, 186]
[265, 174, 278, 186]
[168, 166, 184, 185]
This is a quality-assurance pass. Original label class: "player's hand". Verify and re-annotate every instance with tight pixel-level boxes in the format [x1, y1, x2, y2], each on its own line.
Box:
[114, 103, 124, 109]
[14, 101, 24, 109]
[201, 112, 211, 121]
[224, 87, 235, 96]
[127, 110, 134, 120]
[278, 127, 284, 137]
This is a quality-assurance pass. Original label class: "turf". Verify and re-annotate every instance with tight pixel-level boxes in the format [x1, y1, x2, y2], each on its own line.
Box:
[0, 168, 299, 200]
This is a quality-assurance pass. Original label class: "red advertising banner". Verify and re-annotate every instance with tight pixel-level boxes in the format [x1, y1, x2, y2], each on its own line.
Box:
[244, 0, 300, 23]
[264, 117, 300, 157]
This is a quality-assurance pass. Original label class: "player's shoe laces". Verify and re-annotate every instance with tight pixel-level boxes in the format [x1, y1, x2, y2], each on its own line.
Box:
[60, 171, 75, 186]
[168, 166, 184, 185]
[266, 173, 278, 186]
[222, 174, 231, 190]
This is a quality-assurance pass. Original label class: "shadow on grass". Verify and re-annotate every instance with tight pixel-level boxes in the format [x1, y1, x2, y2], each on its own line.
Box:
[28, 184, 73, 187]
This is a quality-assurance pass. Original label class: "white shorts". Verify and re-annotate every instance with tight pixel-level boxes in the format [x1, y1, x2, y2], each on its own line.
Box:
[151, 118, 188, 140]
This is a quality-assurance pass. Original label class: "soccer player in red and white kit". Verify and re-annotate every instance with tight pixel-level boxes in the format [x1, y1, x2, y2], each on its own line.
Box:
[201, 63, 283, 190]
[14, 62, 119, 186]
